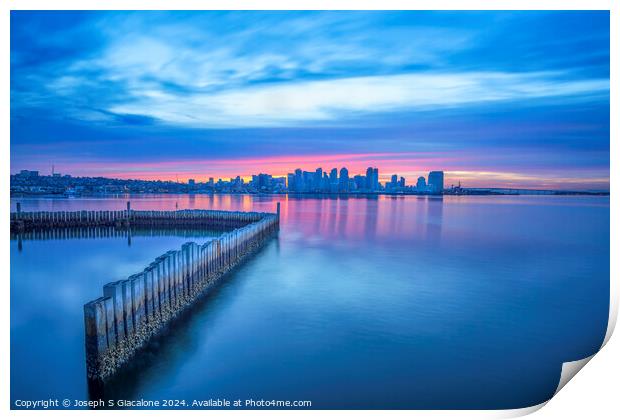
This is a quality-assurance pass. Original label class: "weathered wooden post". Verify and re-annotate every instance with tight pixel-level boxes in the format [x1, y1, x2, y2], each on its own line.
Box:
[157, 257, 167, 315]
[72, 207, 283, 381]
[103, 281, 126, 343]
[121, 280, 134, 337]
[144, 267, 155, 323]
[84, 297, 110, 378]
[104, 298, 116, 348]
[131, 273, 146, 329]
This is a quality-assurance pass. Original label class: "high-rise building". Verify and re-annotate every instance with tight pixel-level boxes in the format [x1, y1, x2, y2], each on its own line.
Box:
[287, 173, 295, 191]
[255, 173, 271, 190]
[428, 171, 444, 194]
[353, 175, 366, 190]
[314, 167, 323, 191]
[329, 168, 338, 183]
[302, 171, 313, 192]
[416, 176, 426, 191]
[294, 169, 303, 192]
[322, 173, 330, 192]
[399, 177, 405, 188]
[188, 179, 195, 186]
[329, 168, 338, 193]
[339, 167, 349, 192]
[372, 168, 379, 190]
[366, 167, 373, 190]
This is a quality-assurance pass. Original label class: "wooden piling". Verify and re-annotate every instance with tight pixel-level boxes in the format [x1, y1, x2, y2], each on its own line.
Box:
[75, 207, 280, 381]
[103, 281, 126, 343]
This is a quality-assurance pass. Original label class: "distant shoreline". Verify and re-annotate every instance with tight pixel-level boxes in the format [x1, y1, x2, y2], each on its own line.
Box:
[9, 190, 610, 198]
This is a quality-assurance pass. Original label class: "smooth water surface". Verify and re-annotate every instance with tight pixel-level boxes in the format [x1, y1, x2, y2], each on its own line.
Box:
[10, 194, 609, 409]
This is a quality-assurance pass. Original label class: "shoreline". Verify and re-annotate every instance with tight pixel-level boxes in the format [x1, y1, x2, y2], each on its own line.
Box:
[9, 190, 610, 199]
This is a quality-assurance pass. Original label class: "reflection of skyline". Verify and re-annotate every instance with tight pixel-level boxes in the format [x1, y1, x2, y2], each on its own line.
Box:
[10, 193, 609, 408]
[10, 195, 447, 243]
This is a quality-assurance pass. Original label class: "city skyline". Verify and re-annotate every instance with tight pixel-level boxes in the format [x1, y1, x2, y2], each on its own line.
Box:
[11, 11, 610, 190]
[12, 165, 448, 194]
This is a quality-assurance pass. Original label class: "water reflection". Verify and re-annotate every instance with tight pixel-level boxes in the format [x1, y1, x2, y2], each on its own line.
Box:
[11, 226, 227, 245]
[88, 239, 277, 404]
[10, 194, 609, 409]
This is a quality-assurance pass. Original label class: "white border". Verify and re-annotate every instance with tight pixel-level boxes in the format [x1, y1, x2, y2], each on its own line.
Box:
[2, 1, 616, 419]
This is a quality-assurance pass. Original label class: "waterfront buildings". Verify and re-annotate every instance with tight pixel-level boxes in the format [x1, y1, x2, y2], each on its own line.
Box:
[11, 167, 450, 196]
[428, 171, 445, 194]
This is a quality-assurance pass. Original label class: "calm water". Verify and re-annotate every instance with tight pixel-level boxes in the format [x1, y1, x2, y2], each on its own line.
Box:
[10, 194, 609, 409]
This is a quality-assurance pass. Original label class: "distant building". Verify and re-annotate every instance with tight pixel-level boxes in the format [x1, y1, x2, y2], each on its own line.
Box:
[329, 168, 338, 193]
[416, 176, 427, 191]
[353, 175, 366, 190]
[188, 179, 196, 186]
[286, 173, 295, 191]
[339, 167, 349, 192]
[329, 168, 338, 183]
[365, 167, 373, 190]
[314, 167, 322, 191]
[372, 168, 379, 190]
[19, 170, 39, 178]
[428, 171, 444, 194]
[255, 173, 271, 190]
[294, 169, 303, 192]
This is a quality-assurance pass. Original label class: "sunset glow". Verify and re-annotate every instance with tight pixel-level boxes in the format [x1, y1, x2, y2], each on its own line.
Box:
[10, 11, 610, 190]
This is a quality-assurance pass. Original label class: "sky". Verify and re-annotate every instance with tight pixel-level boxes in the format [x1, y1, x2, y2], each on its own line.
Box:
[10, 11, 610, 189]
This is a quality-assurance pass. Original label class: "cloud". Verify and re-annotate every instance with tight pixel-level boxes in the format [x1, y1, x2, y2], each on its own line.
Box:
[106, 71, 608, 127]
[11, 11, 610, 129]
[9, 11, 610, 189]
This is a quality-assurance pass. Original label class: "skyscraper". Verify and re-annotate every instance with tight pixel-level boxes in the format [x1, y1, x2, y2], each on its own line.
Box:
[372, 168, 379, 190]
[303, 171, 313, 192]
[366, 167, 373, 190]
[314, 167, 323, 191]
[416, 176, 426, 191]
[339, 167, 349, 192]
[329, 168, 338, 193]
[428, 171, 444, 194]
[294, 168, 303, 192]
[329, 168, 338, 183]
[287, 173, 295, 191]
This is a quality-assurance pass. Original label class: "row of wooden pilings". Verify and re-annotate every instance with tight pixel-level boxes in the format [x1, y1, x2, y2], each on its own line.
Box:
[11, 226, 228, 242]
[11, 202, 269, 231]
[83, 204, 280, 382]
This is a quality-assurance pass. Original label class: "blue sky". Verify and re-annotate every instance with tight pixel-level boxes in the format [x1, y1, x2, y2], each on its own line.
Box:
[10, 11, 610, 188]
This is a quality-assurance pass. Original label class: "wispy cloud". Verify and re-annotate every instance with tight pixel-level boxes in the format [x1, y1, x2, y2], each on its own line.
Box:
[10, 11, 610, 189]
[106, 71, 608, 127]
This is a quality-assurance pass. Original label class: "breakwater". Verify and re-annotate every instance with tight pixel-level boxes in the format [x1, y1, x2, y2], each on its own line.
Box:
[11, 226, 228, 242]
[10, 202, 266, 232]
[10, 203, 280, 383]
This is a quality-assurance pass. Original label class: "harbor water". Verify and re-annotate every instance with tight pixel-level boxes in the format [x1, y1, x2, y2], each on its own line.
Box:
[10, 194, 609, 409]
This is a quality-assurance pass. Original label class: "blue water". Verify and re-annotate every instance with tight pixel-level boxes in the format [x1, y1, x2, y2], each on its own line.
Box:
[10, 194, 609, 409]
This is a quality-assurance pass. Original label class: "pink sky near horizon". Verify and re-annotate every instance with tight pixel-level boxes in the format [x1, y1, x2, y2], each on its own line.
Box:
[11, 152, 610, 190]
